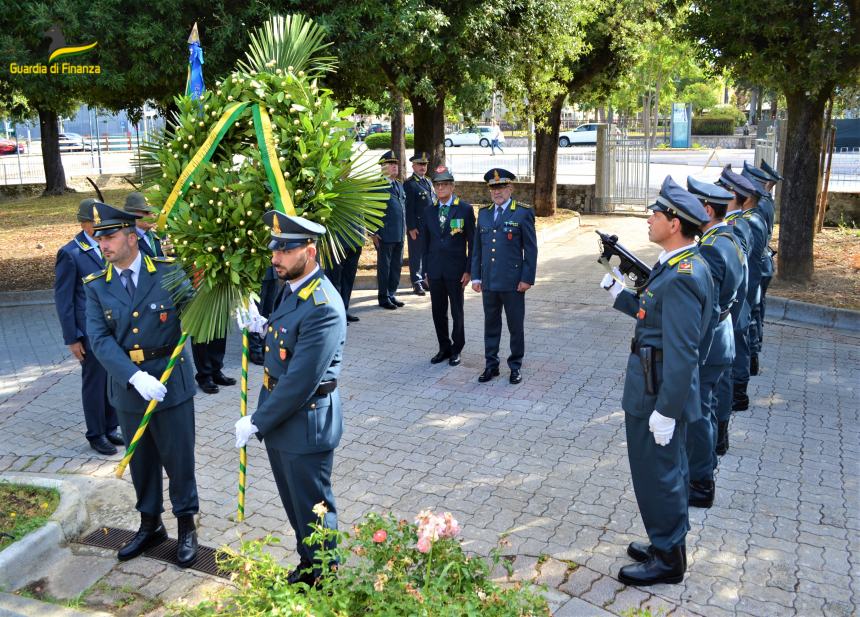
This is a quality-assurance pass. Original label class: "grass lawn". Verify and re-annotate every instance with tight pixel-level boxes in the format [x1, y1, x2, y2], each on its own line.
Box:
[0, 482, 60, 551]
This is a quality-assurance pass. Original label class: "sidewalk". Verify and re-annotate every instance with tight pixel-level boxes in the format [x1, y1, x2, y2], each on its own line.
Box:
[0, 215, 857, 616]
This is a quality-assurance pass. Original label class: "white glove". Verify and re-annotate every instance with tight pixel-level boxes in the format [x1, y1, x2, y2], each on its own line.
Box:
[235, 415, 259, 448]
[649, 410, 676, 446]
[236, 302, 268, 336]
[129, 370, 167, 402]
[600, 267, 625, 299]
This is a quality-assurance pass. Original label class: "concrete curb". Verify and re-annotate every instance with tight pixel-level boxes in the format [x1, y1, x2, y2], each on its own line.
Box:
[767, 296, 860, 333]
[0, 290, 53, 308]
[0, 475, 89, 593]
[0, 592, 113, 617]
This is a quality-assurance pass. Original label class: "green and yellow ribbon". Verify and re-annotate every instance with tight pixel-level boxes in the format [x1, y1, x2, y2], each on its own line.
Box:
[48, 42, 98, 64]
[252, 104, 296, 215]
[115, 332, 189, 478]
[237, 329, 249, 521]
[157, 102, 250, 228]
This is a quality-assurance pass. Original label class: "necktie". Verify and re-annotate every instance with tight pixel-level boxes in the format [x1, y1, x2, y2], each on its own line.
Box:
[120, 269, 136, 299]
[439, 201, 451, 231]
[494, 206, 502, 224]
[275, 283, 292, 309]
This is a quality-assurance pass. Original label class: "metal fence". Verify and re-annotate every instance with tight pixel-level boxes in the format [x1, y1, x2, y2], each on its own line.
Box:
[829, 149, 860, 191]
[0, 150, 139, 186]
[754, 128, 778, 169]
[444, 149, 595, 182]
[597, 135, 650, 211]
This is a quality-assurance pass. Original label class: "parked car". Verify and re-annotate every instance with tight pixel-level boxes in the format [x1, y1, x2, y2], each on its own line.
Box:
[0, 138, 25, 155]
[558, 123, 621, 147]
[444, 126, 505, 148]
[58, 132, 93, 152]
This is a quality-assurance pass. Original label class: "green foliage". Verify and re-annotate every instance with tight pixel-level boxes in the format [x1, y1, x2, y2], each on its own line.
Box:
[138, 15, 387, 342]
[171, 510, 548, 617]
[679, 81, 719, 114]
[706, 104, 746, 126]
[364, 132, 415, 149]
[692, 117, 733, 135]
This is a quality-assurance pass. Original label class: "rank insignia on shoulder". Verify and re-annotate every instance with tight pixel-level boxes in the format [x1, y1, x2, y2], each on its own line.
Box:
[312, 286, 329, 306]
[701, 236, 717, 246]
[677, 260, 693, 274]
[151, 256, 176, 263]
[83, 269, 108, 284]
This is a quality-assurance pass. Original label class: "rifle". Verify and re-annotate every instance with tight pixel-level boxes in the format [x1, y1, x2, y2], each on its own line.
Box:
[595, 230, 652, 292]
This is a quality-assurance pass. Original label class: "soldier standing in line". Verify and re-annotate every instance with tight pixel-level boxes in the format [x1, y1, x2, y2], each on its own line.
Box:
[123, 192, 164, 258]
[686, 177, 745, 508]
[404, 151, 434, 296]
[235, 212, 346, 587]
[373, 150, 407, 310]
[84, 202, 199, 567]
[54, 198, 122, 455]
[601, 177, 713, 586]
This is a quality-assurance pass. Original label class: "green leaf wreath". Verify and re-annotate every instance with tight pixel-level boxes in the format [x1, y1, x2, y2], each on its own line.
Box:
[137, 14, 387, 342]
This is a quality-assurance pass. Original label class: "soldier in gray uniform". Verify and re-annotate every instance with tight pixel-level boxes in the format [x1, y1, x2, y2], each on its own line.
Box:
[601, 177, 713, 586]
[123, 192, 164, 258]
[404, 151, 435, 295]
[84, 202, 199, 567]
[686, 177, 745, 508]
[236, 211, 346, 587]
[373, 151, 407, 310]
[471, 168, 538, 385]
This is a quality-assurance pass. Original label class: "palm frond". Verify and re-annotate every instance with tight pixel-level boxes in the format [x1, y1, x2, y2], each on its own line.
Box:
[238, 14, 337, 77]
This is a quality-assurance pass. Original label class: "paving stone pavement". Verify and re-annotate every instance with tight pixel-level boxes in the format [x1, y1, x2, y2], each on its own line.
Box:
[1, 214, 858, 616]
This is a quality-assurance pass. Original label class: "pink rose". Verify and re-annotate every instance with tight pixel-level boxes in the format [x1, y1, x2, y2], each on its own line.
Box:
[373, 529, 388, 543]
[416, 536, 431, 553]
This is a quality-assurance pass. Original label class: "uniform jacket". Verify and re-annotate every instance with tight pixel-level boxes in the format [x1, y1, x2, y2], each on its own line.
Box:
[698, 225, 745, 366]
[84, 256, 195, 413]
[471, 200, 538, 291]
[420, 197, 476, 280]
[375, 180, 406, 243]
[136, 229, 164, 258]
[757, 195, 776, 278]
[742, 208, 768, 307]
[54, 231, 105, 345]
[404, 174, 434, 231]
[725, 211, 752, 329]
[253, 270, 347, 454]
[613, 247, 713, 422]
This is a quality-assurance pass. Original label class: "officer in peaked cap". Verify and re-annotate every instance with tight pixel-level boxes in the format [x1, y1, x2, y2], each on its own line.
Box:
[374, 151, 407, 309]
[54, 198, 121, 456]
[84, 200, 200, 568]
[471, 168, 537, 385]
[124, 192, 164, 259]
[600, 176, 713, 587]
[741, 162, 774, 233]
[685, 176, 745, 508]
[759, 159, 783, 183]
[235, 210, 346, 587]
[404, 151, 435, 295]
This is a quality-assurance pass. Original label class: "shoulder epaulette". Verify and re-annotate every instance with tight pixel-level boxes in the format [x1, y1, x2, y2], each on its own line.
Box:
[151, 256, 176, 263]
[311, 285, 329, 306]
[298, 278, 322, 301]
[515, 201, 533, 209]
[453, 197, 460, 206]
[701, 235, 718, 246]
[668, 249, 695, 269]
[83, 269, 108, 284]
[481, 203, 494, 209]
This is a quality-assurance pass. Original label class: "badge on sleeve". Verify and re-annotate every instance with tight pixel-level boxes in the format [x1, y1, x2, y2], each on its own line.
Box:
[637, 308, 646, 320]
[677, 260, 693, 274]
[279, 348, 287, 361]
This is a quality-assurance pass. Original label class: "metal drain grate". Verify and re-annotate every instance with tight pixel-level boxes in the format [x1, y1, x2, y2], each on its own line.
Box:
[77, 527, 230, 578]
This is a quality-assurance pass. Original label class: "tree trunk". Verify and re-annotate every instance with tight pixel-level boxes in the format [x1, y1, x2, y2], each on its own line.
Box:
[642, 95, 651, 146]
[39, 108, 68, 196]
[410, 93, 446, 170]
[532, 93, 565, 217]
[390, 89, 406, 181]
[749, 87, 759, 125]
[777, 91, 829, 282]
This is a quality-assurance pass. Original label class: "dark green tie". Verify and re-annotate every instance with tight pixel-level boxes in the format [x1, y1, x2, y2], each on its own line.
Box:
[439, 202, 451, 231]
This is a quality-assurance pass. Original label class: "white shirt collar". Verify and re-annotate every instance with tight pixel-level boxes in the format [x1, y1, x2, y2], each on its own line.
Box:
[495, 198, 512, 211]
[83, 231, 101, 257]
[439, 197, 454, 207]
[658, 242, 697, 265]
[711, 221, 728, 229]
[725, 208, 742, 216]
[289, 265, 320, 293]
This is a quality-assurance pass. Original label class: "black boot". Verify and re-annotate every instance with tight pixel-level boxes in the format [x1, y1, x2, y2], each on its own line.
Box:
[627, 542, 687, 569]
[117, 513, 167, 561]
[749, 353, 759, 376]
[176, 514, 198, 567]
[732, 382, 749, 411]
[715, 420, 730, 456]
[618, 545, 686, 586]
[689, 479, 715, 508]
[287, 561, 318, 587]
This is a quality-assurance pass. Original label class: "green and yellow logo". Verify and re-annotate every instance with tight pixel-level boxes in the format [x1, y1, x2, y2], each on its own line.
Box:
[8, 24, 101, 76]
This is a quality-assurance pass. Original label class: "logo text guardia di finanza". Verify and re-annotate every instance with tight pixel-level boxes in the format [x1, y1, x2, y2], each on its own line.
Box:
[9, 25, 100, 75]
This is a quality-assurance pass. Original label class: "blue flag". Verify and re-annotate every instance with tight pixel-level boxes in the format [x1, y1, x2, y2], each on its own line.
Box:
[185, 22, 205, 100]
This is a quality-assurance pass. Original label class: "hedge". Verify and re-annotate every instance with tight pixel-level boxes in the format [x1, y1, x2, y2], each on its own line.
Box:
[364, 132, 415, 149]
[692, 117, 734, 135]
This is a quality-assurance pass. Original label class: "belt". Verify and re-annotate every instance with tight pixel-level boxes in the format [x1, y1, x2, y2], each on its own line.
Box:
[630, 339, 663, 361]
[263, 373, 337, 395]
[128, 345, 173, 364]
[719, 307, 732, 322]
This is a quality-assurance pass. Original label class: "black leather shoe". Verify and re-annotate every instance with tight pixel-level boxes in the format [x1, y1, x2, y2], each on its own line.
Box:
[213, 372, 237, 386]
[627, 542, 687, 569]
[176, 515, 198, 567]
[288, 562, 318, 587]
[431, 350, 451, 364]
[249, 351, 265, 366]
[715, 420, 729, 456]
[420, 280, 431, 291]
[509, 369, 522, 384]
[618, 545, 686, 586]
[105, 429, 124, 446]
[478, 367, 500, 383]
[346, 314, 360, 323]
[89, 436, 117, 455]
[198, 379, 219, 394]
[390, 297, 405, 307]
[732, 383, 749, 411]
[413, 283, 426, 296]
[689, 479, 715, 508]
[117, 513, 167, 561]
[750, 354, 759, 376]
[448, 354, 461, 366]
[379, 300, 397, 310]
